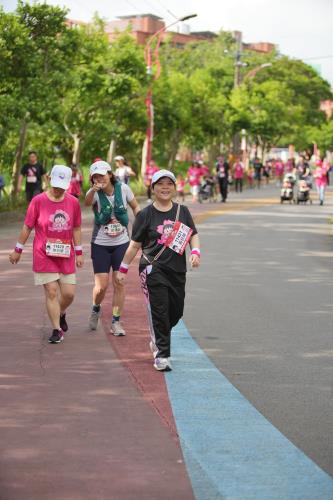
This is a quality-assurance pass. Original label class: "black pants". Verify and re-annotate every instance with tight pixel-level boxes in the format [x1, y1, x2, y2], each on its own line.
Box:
[140, 265, 186, 358]
[235, 178, 243, 192]
[218, 178, 228, 201]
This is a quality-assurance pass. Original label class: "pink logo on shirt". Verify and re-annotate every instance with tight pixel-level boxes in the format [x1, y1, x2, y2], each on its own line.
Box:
[157, 219, 174, 244]
[49, 210, 70, 232]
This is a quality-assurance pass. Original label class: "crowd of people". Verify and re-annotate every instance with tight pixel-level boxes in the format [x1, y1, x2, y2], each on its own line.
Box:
[9, 156, 200, 373]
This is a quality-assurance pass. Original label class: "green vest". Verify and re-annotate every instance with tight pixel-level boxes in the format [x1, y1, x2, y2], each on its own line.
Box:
[94, 182, 129, 227]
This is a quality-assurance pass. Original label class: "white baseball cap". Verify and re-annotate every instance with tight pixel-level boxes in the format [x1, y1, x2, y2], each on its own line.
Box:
[50, 165, 72, 190]
[151, 169, 176, 186]
[89, 160, 112, 177]
[114, 155, 124, 161]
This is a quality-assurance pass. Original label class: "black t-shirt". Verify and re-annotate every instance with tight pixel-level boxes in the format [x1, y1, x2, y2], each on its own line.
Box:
[20, 163, 45, 191]
[216, 161, 229, 179]
[131, 202, 198, 273]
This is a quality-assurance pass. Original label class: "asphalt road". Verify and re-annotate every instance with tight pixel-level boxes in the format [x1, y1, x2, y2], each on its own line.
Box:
[184, 185, 333, 477]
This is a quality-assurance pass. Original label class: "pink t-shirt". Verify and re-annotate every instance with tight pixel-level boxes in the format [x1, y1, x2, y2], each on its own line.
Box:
[67, 172, 83, 197]
[176, 179, 186, 192]
[233, 163, 244, 179]
[187, 167, 202, 186]
[24, 192, 81, 273]
[314, 166, 328, 187]
[200, 164, 210, 177]
[275, 161, 284, 176]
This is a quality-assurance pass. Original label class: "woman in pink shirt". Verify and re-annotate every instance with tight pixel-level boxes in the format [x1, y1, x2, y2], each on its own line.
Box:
[313, 160, 329, 205]
[67, 164, 83, 198]
[233, 159, 244, 193]
[9, 165, 83, 344]
[187, 162, 202, 202]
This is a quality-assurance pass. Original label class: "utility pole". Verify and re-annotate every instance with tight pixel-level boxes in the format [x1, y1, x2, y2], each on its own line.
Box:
[233, 30, 243, 88]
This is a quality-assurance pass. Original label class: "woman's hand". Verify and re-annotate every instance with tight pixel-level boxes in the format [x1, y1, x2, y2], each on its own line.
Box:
[189, 254, 200, 268]
[115, 271, 126, 284]
[9, 251, 21, 264]
[76, 255, 84, 268]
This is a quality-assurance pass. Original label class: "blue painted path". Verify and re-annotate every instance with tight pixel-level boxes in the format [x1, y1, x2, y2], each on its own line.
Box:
[165, 320, 333, 500]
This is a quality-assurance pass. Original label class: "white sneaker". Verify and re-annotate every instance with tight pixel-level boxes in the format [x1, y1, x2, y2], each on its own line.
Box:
[89, 309, 101, 330]
[149, 341, 159, 358]
[153, 357, 172, 372]
[111, 321, 126, 336]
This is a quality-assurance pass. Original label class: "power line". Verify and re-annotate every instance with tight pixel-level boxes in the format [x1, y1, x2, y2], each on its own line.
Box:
[302, 55, 333, 61]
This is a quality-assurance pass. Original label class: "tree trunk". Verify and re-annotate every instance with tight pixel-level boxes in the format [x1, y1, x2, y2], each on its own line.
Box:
[72, 134, 80, 166]
[107, 138, 116, 164]
[167, 131, 180, 170]
[141, 138, 148, 179]
[11, 113, 29, 197]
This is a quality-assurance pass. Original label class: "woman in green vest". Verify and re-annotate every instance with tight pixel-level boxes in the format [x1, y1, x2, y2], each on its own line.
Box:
[85, 160, 140, 336]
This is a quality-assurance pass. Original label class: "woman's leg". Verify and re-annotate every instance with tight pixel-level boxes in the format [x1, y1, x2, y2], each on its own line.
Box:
[58, 282, 75, 314]
[93, 273, 110, 306]
[43, 281, 61, 329]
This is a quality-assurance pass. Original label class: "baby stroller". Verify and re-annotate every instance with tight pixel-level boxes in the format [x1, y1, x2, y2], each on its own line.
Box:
[296, 179, 312, 204]
[280, 173, 296, 204]
[198, 176, 215, 203]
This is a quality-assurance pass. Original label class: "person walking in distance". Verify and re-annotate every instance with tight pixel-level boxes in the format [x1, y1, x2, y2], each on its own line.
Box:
[313, 159, 329, 205]
[18, 151, 46, 202]
[144, 160, 159, 201]
[85, 160, 140, 336]
[9, 165, 83, 344]
[116, 169, 200, 372]
[114, 156, 136, 185]
[216, 156, 229, 202]
[233, 158, 244, 193]
[252, 156, 263, 189]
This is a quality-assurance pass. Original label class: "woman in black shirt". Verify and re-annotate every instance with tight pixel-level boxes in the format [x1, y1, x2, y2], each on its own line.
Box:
[116, 170, 200, 371]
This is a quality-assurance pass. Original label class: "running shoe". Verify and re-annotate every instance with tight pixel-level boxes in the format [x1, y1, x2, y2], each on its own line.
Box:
[153, 357, 172, 372]
[48, 329, 64, 344]
[149, 340, 158, 359]
[89, 309, 101, 330]
[111, 321, 126, 337]
[60, 313, 68, 332]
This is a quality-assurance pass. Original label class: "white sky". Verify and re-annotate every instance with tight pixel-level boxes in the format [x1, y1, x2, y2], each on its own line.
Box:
[2, 0, 333, 86]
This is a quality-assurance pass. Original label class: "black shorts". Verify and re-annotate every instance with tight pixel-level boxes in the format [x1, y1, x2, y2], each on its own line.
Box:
[91, 242, 129, 274]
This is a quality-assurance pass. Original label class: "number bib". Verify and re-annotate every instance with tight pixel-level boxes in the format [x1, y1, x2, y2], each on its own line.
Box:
[104, 221, 123, 237]
[27, 176, 37, 183]
[46, 239, 71, 258]
[164, 221, 193, 255]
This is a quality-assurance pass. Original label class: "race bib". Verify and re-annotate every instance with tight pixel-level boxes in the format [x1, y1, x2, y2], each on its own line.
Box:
[46, 239, 71, 258]
[104, 222, 123, 237]
[27, 176, 37, 183]
[164, 221, 193, 255]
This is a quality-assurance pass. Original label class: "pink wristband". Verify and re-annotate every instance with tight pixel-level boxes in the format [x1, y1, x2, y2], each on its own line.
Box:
[119, 266, 128, 274]
[75, 245, 83, 256]
[14, 246, 23, 254]
[191, 248, 201, 257]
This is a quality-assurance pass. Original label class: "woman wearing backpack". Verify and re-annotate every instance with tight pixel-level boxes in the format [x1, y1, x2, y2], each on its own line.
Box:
[85, 160, 140, 336]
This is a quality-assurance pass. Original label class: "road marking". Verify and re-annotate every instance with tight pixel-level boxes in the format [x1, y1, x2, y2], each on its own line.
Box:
[166, 320, 333, 500]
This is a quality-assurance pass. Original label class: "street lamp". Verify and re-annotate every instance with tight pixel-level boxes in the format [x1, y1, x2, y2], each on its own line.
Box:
[142, 14, 197, 176]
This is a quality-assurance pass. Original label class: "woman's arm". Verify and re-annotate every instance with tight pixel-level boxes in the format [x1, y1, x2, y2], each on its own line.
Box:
[73, 226, 84, 268]
[115, 240, 142, 283]
[84, 185, 99, 207]
[128, 197, 140, 216]
[9, 224, 33, 264]
[189, 233, 200, 268]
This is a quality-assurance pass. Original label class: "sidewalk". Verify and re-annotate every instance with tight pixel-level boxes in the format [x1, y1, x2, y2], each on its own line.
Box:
[0, 187, 295, 499]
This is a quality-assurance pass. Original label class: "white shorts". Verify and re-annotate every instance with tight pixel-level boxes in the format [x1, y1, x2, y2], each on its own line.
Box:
[34, 272, 76, 286]
[190, 185, 200, 196]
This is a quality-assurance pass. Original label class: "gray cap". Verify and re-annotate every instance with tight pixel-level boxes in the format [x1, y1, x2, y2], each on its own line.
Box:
[151, 169, 176, 186]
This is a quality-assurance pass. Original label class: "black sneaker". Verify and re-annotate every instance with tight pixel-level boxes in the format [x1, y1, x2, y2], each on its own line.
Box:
[48, 329, 64, 344]
[60, 313, 68, 332]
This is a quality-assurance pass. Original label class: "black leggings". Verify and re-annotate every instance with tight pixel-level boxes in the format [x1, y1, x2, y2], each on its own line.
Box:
[140, 265, 186, 358]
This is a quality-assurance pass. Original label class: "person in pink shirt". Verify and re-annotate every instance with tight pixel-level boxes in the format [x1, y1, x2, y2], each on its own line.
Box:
[198, 160, 210, 177]
[275, 160, 285, 186]
[9, 165, 83, 344]
[144, 160, 159, 200]
[67, 164, 83, 198]
[176, 173, 186, 202]
[233, 158, 244, 193]
[313, 159, 329, 205]
[187, 161, 202, 202]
